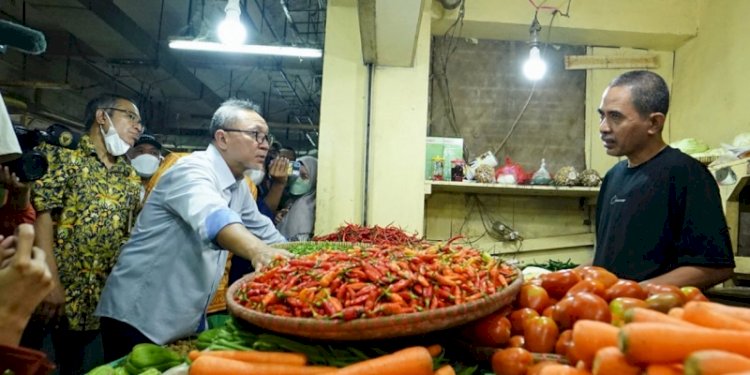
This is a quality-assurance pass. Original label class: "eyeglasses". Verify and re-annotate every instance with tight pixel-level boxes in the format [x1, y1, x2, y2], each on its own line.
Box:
[222, 129, 274, 144]
[102, 107, 144, 131]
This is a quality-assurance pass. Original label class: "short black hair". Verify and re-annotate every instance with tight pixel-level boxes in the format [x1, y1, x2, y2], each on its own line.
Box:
[83, 94, 136, 130]
[134, 133, 162, 150]
[208, 99, 262, 139]
[609, 70, 670, 118]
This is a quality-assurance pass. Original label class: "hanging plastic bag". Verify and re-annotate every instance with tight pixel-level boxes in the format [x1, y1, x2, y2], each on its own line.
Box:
[530, 158, 552, 185]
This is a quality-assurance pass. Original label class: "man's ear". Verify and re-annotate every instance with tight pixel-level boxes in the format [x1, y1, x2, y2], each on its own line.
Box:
[214, 130, 229, 150]
[95, 109, 107, 127]
[647, 112, 666, 135]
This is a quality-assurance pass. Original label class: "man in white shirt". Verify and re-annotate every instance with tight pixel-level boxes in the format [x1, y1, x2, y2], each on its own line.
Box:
[96, 99, 290, 361]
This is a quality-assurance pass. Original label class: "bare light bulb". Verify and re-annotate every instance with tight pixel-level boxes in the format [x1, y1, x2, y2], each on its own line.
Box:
[523, 46, 546, 81]
[218, 7, 246, 45]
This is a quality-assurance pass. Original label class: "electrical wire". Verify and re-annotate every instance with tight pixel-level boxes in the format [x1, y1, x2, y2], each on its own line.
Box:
[494, 0, 572, 156]
[494, 81, 537, 155]
[528, 0, 572, 16]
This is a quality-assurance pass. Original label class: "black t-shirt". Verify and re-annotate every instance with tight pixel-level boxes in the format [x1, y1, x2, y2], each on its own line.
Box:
[593, 146, 735, 281]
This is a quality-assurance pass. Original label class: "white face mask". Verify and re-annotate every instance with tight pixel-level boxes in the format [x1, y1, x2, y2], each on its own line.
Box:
[100, 112, 132, 156]
[244, 168, 265, 185]
[130, 154, 160, 177]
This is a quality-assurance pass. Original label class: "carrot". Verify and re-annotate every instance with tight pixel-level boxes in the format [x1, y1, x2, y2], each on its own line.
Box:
[723, 372, 750, 375]
[188, 349, 307, 366]
[189, 356, 335, 375]
[619, 322, 750, 364]
[526, 361, 559, 375]
[624, 307, 697, 326]
[645, 364, 684, 375]
[687, 301, 750, 323]
[426, 344, 442, 357]
[537, 363, 591, 375]
[325, 346, 433, 375]
[571, 320, 619, 367]
[591, 346, 640, 375]
[684, 350, 750, 375]
[667, 307, 684, 319]
[434, 365, 456, 375]
[682, 302, 750, 331]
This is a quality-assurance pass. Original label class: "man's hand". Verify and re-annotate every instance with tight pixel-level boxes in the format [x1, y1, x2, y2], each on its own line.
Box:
[250, 245, 292, 271]
[268, 157, 290, 184]
[0, 224, 54, 346]
[274, 207, 289, 225]
[0, 166, 32, 210]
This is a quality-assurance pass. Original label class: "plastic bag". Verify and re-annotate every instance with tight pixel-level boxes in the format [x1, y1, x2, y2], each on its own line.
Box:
[495, 157, 530, 185]
[530, 159, 552, 185]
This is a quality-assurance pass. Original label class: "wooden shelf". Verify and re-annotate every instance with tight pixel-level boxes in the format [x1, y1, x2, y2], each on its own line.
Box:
[424, 181, 600, 198]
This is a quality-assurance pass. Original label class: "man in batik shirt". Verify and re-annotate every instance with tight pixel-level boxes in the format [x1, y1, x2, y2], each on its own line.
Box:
[26, 94, 142, 374]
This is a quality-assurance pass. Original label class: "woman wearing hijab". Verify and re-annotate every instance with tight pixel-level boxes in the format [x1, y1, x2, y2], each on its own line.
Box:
[277, 156, 317, 241]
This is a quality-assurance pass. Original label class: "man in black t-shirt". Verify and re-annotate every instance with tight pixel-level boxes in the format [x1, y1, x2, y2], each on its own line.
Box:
[592, 70, 734, 288]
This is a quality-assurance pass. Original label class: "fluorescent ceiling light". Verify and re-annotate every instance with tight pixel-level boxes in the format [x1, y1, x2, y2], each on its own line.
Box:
[169, 40, 322, 58]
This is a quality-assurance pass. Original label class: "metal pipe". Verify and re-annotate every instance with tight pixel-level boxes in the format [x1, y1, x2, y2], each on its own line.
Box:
[279, 0, 303, 43]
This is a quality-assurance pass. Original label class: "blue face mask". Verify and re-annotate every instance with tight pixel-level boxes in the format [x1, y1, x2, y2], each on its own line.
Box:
[289, 177, 312, 195]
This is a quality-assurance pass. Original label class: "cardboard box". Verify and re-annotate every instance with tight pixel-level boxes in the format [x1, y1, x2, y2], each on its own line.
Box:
[425, 137, 464, 180]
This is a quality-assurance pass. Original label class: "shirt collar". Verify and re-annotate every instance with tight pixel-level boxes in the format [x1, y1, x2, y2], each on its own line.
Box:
[79, 134, 97, 156]
[78, 134, 133, 171]
[206, 143, 241, 192]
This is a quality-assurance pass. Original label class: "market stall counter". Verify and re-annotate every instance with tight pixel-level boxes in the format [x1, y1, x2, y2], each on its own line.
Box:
[84, 227, 750, 375]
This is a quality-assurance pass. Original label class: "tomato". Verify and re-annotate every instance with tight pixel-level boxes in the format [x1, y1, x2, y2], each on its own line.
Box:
[540, 270, 581, 299]
[523, 316, 559, 353]
[518, 284, 553, 314]
[491, 347, 534, 375]
[508, 335, 525, 348]
[575, 266, 619, 288]
[552, 292, 611, 329]
[645, 292, 684, 313]
[565, 279, 606, 298]
[554, 329, 573, 356]
[463, 313, 511, 347]
[643, 284, 686, 303]
[681, 286, 709, 302]
[509, 307, 539, 335]
[609, 297, 648, 326]
[542, 305, 556, 319]
[604, 279, 647, 301]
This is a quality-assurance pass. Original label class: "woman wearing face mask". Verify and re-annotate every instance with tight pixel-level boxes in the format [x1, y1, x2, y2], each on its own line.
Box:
[276, 156, 317, 242]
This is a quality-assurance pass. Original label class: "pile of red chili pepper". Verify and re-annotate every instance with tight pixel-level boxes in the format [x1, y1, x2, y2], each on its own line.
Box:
[312, 223, 424, 246]
[233, 244, 516, 321]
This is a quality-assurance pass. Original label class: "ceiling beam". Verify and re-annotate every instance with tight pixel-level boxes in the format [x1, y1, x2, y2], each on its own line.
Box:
[357, 0, 426, 67]
[358, 0, 377, 63]
[26, 0, 224, 107]
[78, 0, 224, 107]
[431, 0, 699, 51]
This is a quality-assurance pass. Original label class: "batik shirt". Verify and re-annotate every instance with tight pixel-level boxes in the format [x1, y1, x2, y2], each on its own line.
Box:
[33, 135, 141, 331]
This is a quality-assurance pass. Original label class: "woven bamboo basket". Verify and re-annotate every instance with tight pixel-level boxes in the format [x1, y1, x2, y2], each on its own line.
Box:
[226, 266, 523, 341]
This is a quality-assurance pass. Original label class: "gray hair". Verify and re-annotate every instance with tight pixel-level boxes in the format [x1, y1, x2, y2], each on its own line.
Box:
[208, 99, 263, 138]
[609, 70, 670, 119]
